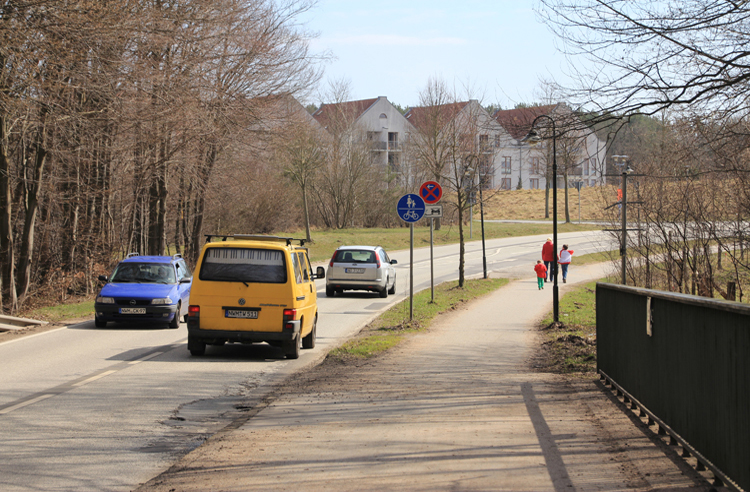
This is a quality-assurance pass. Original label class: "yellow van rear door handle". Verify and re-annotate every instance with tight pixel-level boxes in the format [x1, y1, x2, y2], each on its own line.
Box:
[296, 296, 305, 301]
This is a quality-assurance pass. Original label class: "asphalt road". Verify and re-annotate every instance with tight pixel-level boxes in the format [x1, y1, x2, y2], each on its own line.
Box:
[0, 230, 614, 492]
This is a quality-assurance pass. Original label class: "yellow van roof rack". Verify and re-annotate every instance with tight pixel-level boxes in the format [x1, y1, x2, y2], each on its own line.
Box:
[204, 234, 309, 246]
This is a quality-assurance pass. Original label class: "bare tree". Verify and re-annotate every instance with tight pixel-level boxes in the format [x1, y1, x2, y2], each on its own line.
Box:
[0, 0, 322, 312]
[408, 80, 494, 287]
[309, 80, 377, 229]
[536, 0, 750, 121]
[272, 98, 326, 241]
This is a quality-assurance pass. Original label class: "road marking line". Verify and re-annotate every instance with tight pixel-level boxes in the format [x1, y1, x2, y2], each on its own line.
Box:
[129, 351, 163, 364]
[0, 394, 54, 414]
[72, 370, 118, 387]
[0, 326, 67, 346]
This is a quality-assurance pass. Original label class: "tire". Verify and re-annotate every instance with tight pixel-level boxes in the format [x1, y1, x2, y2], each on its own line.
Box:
[325, 286, 335, 297]
[379, 286, 388, 298]
[168, 302, 181, 329]
[183, 314, 189, 324]
[388, 277, 396, 295]
[188, 336, 206, 356]
[284, 334, 301, 359]
[95, 319, 107, 328]
[302, 316, 317, 349]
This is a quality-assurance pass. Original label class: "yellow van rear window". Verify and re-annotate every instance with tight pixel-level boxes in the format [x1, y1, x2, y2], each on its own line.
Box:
[199, 247, 287, 283]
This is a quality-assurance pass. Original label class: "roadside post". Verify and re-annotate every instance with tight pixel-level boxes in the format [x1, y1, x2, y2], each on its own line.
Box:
[419, 181, 443, 302]
[397, 193, 426, 320]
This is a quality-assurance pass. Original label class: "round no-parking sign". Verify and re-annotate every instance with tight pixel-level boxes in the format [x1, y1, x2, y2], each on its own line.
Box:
[419, 181, 443, 204]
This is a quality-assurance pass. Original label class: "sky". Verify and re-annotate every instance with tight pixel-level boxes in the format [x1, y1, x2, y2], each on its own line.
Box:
[299, 0, 572, 109]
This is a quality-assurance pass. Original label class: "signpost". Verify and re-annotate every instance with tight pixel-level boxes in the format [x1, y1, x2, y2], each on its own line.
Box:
[398, 194, 426, 320]
[419, 181, 443, 303]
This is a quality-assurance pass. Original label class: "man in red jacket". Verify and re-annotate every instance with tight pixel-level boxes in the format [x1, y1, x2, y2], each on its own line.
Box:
[541, 238, 555, 282]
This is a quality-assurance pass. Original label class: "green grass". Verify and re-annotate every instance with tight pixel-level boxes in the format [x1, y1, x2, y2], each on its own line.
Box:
[25, 300, 95, 323]
[575, 250, 618, 265]
[279, 222, 602, 262]
[538, 280, 599, 374]
[329, 277, 509, 359]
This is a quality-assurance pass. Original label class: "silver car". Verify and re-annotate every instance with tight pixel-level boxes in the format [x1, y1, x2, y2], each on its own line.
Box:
[325, 245, 397, 298]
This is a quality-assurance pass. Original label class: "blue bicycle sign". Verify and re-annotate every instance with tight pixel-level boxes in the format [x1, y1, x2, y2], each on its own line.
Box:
[397, 194, 425, 223]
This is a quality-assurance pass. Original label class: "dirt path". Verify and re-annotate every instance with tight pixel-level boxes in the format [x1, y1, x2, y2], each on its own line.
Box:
[137, 266, 714, 491]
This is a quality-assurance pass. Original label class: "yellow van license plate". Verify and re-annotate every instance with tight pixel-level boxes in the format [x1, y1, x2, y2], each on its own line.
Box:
[225, 310, 258, 319]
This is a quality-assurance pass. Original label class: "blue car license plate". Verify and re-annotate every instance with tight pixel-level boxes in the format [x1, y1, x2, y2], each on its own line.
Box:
[120, 307, 146, 314]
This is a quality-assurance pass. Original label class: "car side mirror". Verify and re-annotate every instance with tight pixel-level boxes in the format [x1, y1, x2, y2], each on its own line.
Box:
[315, 266, 325, 279]
[98, 275, 108, 282]
[390, 259, 398, 265]
[180, 277, 192, 284]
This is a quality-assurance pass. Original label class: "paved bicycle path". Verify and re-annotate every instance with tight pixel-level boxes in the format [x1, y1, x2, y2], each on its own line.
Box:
[137, 263, 711, 491]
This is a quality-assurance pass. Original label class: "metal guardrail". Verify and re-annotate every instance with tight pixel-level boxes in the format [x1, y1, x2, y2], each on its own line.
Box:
[0, 314, 48, 332]
[596, 283, 749, 491]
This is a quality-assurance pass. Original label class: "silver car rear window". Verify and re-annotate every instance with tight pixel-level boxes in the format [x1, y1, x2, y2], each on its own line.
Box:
[334, 250, 377, 263]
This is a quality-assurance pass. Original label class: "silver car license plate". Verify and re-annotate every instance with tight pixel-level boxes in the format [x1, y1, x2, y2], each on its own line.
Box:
[120, 307, 146, 314]
[226, 310, 258, 319]
[345, 268, 365, 274]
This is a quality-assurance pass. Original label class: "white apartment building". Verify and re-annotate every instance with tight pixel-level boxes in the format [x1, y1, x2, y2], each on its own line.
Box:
[312, 96, 414, 173]
[493, 104, 607, 190]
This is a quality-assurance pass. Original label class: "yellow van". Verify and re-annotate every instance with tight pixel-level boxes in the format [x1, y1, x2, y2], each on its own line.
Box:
[186, 235, 324, 359]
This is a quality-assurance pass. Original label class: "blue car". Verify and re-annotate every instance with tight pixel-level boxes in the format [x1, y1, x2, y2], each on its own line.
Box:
[95, 254, 192, 329]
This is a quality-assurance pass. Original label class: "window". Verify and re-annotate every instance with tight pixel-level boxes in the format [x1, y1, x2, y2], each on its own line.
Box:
[590, 179, 597, 187]
[500, 178, 511, 190]
[530, 178, 540, 189]
[297, 252, 309, 282]
[388, 132, 399, 150]
[530, 157, 541, 175]
[200, 248, 287, 284]
[334, 250, 378, 263]
[291, 253, 303, 284]
[388, 152, 400, 172]
[494, 135, 500, 148]
[590, 157, 596, 174]
[501, 156, 511, 174]
[583, 159, 589, 176]
[479, 134, 490, 152]
[479, 154, 493, 189]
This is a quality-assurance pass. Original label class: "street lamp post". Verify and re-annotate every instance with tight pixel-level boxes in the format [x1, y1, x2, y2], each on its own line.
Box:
[612, 155, 631, 285]
[524, 115, 559, 323]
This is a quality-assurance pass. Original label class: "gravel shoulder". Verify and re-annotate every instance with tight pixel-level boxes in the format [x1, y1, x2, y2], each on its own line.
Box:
[136, 266, 716, 492]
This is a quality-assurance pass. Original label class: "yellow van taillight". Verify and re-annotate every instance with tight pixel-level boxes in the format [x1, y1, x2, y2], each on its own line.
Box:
[283, 308, 297, 329]
[188, 305, 200, 317]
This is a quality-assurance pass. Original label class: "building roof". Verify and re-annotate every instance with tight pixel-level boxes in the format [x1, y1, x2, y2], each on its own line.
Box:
[492, 104, 559, 140]
[311, 97, 379, 129]
[403, 101, 470, 133]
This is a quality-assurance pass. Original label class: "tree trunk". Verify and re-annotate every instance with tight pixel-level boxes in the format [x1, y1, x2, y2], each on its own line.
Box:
[302, 183, 311, 242]
[16, 125, 48, 303]
[0, 114, 16, 313]
[189, 143, 218, 263]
